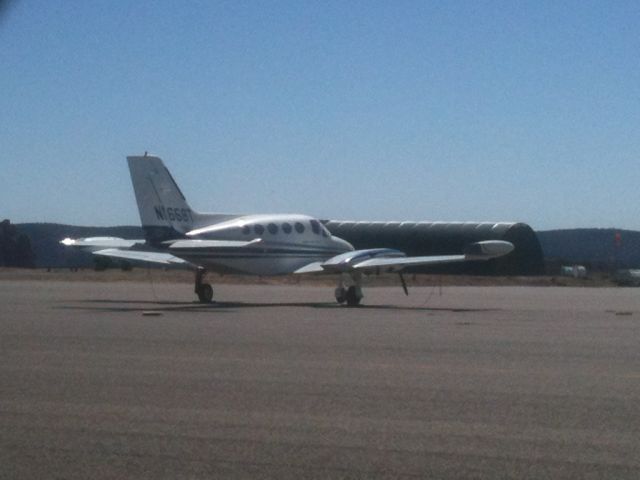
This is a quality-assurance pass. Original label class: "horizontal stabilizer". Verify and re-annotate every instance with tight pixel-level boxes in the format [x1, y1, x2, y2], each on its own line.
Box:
[60, 237, 145, 252]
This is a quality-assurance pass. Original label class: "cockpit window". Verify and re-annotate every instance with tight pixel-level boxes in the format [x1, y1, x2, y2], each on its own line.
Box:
[254, 224, 264, 235]
[321, 226, 329, 237]
[310, 219, 320, 235]
[282, 222, 292, 234]
[294, 222, 305, 233]
[242, 225, 251, 235]
[267, 223, 278, 234]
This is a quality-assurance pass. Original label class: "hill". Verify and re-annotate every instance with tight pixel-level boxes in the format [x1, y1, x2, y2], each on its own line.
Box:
[537, 229, 640, 269]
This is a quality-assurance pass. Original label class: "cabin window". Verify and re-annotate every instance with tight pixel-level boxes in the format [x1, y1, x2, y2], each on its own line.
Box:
[294, 222, 305, 233]
[282, 222, 292, 234]
[242, 225, 251, 235]
[267, 223, 278, 234]
[254, 224, 265, 235]
[310, 220, 321, 235]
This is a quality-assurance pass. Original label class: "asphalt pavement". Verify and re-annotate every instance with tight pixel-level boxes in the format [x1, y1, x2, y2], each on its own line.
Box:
[1, 280, 639, 479]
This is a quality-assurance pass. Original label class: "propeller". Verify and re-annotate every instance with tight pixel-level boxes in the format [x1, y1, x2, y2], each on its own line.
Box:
[399, 273, 409, 296]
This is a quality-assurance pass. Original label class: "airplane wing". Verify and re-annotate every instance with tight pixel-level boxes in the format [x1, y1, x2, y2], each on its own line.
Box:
[351, 254, 466, 272]
[93, 248, 190, 265]
[293, 261, 326, 274]
[294, 240, 514, 275]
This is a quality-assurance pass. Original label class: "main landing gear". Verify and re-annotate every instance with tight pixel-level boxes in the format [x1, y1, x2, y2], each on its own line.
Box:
[195, 268, 213, 303]
[335, 274, 363, 306]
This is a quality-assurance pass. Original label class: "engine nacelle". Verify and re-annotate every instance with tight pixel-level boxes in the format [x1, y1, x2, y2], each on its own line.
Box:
[463, 240, 514, 260]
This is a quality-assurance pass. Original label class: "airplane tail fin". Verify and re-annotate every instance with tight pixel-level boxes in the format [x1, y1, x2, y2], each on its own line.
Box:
[127, 154, 234, 244]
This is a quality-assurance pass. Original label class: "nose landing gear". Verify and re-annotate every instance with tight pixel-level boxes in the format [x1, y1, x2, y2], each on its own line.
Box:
[335, 274, 363, 306]
[345, 286, 363, 306]
[335, 286, 347, 304]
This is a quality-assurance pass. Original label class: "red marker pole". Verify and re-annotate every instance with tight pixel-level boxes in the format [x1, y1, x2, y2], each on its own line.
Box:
[613, 232, 622, 271]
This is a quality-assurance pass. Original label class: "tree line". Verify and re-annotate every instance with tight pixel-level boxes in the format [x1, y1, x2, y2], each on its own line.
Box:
[1, 219, 35, 267]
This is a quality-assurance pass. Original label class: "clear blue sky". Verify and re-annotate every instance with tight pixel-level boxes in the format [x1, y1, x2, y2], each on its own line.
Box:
[1, 1, 638, 230]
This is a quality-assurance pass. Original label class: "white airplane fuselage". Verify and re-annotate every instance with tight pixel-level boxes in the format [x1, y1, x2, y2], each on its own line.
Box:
[173, 213, 354, 275]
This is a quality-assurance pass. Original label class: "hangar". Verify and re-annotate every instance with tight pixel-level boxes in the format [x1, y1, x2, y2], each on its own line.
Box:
[324, 221, 544, 275]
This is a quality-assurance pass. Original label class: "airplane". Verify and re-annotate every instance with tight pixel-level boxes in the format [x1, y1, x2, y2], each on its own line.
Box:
[62, 154, 514, 306]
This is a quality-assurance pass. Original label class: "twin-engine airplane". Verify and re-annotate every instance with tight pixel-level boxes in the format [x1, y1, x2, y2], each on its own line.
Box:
[62, 154, 514, 305]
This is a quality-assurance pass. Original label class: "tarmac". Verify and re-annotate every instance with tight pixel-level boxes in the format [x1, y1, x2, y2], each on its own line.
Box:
[2, 279, 640, 479]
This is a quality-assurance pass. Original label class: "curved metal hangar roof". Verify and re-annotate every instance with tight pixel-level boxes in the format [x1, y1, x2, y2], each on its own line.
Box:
[323, 221, 544, 275]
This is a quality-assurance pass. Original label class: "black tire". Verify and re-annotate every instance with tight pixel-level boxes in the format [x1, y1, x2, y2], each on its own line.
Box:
[335, 287, 346, 304]
[197, 283, 213, 303]
[345, 286, 361, 306]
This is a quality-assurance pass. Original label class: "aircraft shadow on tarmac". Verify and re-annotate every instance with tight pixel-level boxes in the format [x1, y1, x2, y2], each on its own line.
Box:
[55, 299, 498, 314]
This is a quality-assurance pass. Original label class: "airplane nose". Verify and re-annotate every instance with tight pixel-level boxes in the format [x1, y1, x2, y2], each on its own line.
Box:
[332, 236, 354, 252]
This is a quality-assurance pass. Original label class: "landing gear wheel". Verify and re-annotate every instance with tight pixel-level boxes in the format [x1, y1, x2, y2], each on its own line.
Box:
[197, 283, 213, 303]
[335, 287, 347, 304]
[194, 268, 213, 303]
[345, 286, 362, 306]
